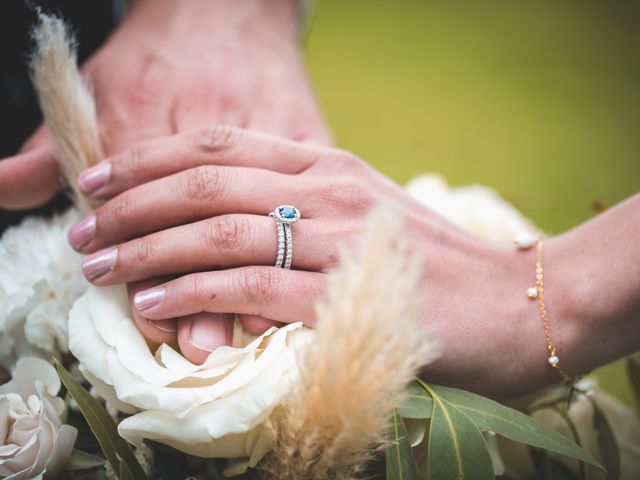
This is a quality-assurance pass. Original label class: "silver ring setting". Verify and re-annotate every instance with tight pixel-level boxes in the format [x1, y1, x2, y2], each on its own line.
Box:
[269, 205, 300, 269]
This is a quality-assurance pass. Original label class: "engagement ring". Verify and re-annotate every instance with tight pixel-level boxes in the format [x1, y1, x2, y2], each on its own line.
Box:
[269, 205, 300, 269]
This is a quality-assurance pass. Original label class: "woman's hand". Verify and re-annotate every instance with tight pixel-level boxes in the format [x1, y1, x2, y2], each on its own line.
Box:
[68, 126, 416, 358]
[66, 125, 587, 399]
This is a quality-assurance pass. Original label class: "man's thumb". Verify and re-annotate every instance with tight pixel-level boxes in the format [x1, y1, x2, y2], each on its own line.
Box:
[0, 126, 60, 210]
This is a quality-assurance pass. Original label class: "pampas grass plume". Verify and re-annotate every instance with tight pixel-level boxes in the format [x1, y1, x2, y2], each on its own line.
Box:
[263, 206, 439, 480]
[30, 12, 103, 213]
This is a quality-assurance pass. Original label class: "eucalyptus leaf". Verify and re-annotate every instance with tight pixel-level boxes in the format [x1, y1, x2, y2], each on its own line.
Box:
[119, 458, 135, 480]
[54, 359, 147, 480]
[63, 449, 106, 472]
[386, 410, 418, 480]
[587, 396, 620, 480]
[398, 381, 434, 419]
[427, 388, 494, 480]
[429, 385, 601, 469]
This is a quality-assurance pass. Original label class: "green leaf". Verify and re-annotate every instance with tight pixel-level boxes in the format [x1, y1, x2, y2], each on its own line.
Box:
[429, 384, 601, 469]
[398, 381, 434, 419]
[425, 384, 494, 480]
[119, 458, 136, 480]
[63, 449, 106, 472]
[627, 354, 640, 411]
[53, 359, 147, 480]
[587, 396, 620, 480]
[386, 410, 418, 480]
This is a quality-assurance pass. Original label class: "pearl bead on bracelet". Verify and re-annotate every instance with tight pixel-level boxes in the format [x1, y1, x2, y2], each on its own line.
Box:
[514, 232, 577, 388]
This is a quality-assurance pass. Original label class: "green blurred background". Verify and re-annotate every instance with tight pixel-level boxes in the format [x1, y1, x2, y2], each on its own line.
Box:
[303, 0, 640, 405]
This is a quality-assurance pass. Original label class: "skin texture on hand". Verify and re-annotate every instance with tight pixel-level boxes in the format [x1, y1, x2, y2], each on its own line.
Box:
[63, 126, 550, 397]
[0, 0, 331, 363]
[69, 125, 640, 398]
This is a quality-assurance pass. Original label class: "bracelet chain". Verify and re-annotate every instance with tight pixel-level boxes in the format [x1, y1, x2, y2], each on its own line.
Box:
[534, 239, 575, 385]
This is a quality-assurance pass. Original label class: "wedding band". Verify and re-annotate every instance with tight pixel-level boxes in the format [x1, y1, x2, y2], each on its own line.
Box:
[269, 205, 300, 269]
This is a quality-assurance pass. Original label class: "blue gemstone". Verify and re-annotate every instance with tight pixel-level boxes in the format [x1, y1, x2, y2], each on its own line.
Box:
[278, 206, 298, 219]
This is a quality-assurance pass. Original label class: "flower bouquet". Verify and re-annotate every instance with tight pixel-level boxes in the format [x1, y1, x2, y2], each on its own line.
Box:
[1, 13, 638, 480]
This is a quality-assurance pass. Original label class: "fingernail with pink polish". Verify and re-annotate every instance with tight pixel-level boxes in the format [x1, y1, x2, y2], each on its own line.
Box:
[82, 247, 117, 281]
[134, 287, 165, 311]
[148, 319, 177, 334]
[68, 214, 96, 250]
[189, 315, 233, 352]
[78, 162, 111, 195]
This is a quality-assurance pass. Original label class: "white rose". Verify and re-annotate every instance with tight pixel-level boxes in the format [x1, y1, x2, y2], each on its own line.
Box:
[0, 209, 88, 367]
[0, 357, 77, 479]
[406, 174, 537, 240]
[68, 285, 311, 462]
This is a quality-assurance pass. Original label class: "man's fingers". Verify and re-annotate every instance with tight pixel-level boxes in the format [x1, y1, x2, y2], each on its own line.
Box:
[129, 279, 239, 365]
[238, 315, 281, 336]
[177, 313, 235, 365]
[178, 313, 281, 365]
[0, 126, 60, 209]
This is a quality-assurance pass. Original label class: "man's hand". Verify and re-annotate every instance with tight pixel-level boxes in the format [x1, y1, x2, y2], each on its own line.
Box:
[0, 0, 331, 210]
[1, 0, 332, 362]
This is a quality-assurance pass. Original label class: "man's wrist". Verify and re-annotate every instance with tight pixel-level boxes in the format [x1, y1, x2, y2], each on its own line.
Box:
[125, 0, 298, 44]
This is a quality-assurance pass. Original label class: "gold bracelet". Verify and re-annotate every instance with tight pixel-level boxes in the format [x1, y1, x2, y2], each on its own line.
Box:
[514, 233, 576, 386]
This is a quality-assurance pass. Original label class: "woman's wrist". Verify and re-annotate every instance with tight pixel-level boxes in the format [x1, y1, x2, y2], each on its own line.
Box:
[545, 195, 640, 378]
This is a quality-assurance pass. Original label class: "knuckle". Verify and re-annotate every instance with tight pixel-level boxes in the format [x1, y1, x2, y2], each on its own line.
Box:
[316, 177, 375, 213]
[120, 86, 156, 112]
[119, 56, 169, 111]
[123, 145, 146, 179]
[317, 222, 362, 269]
[107, 193, 136, 226]
[324, 149, 365, 171]
[131, 237, 158, 265]
[238, 267, 281, 303]
[337, 150, 365, 169]
[201, 215, 250, 254]
[194, 125, 240, 154]
[321, 251, 341, 269]
[179, 166, 222, 203]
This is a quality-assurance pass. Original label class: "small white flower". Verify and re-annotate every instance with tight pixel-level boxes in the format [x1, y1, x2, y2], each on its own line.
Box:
[0, 209, 88, 367]
[0, 357, 77, 479]
[68, 285, 311, 462]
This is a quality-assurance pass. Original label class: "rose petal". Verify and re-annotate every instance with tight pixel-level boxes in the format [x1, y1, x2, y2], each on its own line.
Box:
[43, 424, 77, 478]
[0, 358, 60, 399]
[71, 282, 313, 459]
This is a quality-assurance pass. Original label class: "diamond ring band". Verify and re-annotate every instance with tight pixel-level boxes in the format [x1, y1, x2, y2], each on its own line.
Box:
[269, 205, 300, 269]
